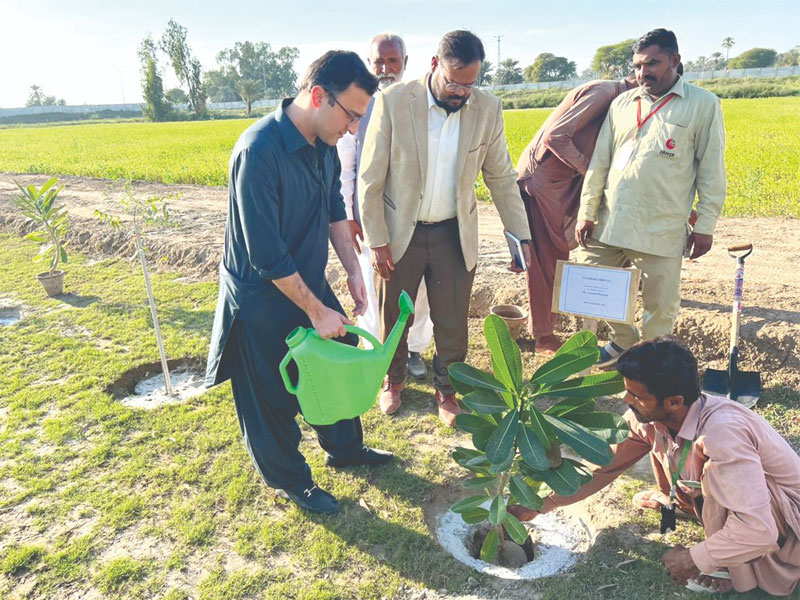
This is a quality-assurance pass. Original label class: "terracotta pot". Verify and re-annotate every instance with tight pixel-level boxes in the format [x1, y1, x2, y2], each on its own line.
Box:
[37, 270, 64, 297]
[489, 304, 528, 339]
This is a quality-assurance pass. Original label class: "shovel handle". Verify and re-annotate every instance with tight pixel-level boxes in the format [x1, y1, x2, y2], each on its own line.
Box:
[728, 243, 753, 259]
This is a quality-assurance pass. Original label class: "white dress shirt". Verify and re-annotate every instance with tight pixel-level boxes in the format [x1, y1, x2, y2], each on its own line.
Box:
[336, 132, 357, 221]
[417, 83, 462, 222]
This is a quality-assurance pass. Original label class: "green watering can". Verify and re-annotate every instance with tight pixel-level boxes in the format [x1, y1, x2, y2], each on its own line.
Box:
[279, 290, 414, 425]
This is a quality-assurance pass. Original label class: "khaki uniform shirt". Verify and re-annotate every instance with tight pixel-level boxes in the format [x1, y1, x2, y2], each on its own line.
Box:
[578, 77, 726, 258]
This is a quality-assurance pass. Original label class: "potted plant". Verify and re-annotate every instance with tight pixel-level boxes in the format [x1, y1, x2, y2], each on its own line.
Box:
[12, 178, 69, 296]
[448, 317, 630, 565]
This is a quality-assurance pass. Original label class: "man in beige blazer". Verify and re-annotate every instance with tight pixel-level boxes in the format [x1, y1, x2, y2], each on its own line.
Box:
[358, 30, 532, 426]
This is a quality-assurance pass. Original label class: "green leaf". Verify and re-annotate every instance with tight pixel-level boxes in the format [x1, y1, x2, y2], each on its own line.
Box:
[448, 362, 509, 394]
[539, 371, 626, 399]
[516, 424, 550, 471]
[544, 397, 596, 417]
[461, 390, 509, 415]
[450, 374, 477, 396]
[526, 406, 555, 450]
[39, 177, 58, 197]
[472, 425, 493, 452]
[565, 459, 594, 484]
[530, 347, 599, 385]
[543, 414, 613, 466]
[461, 507, 490, 524]
[542, 460, 581, 496]
[488, 449, 515, 474]
[452, 447, 482, 468]
[24, 232, 47, 243]
[489, 495, 506, 526]
[462, 476, 497, 491]
[484, 314, 523, 392]
[509, 474, 544, 510]
[503, 512, 529, 545]
[451, 495, 488, 514]
[480, 527, 500, 562]
[486, 409, 518, 465]
[568, 412, 631, 445]
[59, 246, 68, 264]
[555, 330, 597, 356]
[455, 413, 495, 433]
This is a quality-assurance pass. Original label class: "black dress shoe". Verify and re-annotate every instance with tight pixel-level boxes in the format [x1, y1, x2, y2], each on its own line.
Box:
[276, 483, 340, 514]
[408, 351, 427, 379]
[324, 446, 394, 468]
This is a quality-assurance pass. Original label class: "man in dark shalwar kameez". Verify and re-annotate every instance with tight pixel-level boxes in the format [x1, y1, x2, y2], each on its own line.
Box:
[205, 51, 393, 515]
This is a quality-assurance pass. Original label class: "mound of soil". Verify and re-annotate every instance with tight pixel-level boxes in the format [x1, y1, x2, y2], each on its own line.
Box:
[2, 173, 799, 393]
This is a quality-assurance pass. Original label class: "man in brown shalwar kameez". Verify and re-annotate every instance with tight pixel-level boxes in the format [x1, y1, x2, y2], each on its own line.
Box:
[516, 77, 636, 355]
[510, 337, 800, 596]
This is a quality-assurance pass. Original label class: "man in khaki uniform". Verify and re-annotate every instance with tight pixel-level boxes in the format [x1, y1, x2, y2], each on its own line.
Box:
[575, 29, 725, 366]
[359, 30, 531, 426]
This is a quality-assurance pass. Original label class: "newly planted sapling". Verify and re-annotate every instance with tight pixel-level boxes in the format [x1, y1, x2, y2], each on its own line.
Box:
[95, 182, 179, 395]
[448, 317, 630, 563]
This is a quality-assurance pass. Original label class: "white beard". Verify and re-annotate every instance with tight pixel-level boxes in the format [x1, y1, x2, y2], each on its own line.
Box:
[377, 75, 398, 90]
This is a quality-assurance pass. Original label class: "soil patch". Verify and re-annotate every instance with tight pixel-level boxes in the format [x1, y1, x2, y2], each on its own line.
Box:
[424, 482, 594, 581]
[106, 357, 206, 409]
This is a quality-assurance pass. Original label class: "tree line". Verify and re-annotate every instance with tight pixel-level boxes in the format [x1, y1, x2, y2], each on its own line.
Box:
[139, 19, 299, 121]
[483, 37, 800, 86]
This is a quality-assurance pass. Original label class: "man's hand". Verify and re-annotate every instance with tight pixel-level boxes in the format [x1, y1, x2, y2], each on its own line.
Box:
[347, 271, 367, 317]
[508, 241, 533, 273]
[661, 544, 701, 586]
[371, 245, 395, 280]
[309, 305, 353, 340]
[507, 505, 539, 522]
[686, 232, 713, 259]
[575, 220, 594, 248]
[347, 220, 364, 254]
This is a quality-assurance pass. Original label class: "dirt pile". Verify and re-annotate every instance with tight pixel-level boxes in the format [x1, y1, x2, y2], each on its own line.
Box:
[2, 173, 798, 390]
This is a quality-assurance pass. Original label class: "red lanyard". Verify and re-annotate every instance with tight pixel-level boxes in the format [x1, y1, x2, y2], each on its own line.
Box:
[637, 93, 675, 129]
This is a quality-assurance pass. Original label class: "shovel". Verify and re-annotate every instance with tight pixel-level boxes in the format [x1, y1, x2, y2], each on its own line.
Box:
[703, 243, 761, 408]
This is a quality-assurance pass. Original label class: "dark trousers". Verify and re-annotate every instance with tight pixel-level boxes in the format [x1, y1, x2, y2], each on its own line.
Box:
[227, 317, 363, 491]
[378, 219, 476, 394]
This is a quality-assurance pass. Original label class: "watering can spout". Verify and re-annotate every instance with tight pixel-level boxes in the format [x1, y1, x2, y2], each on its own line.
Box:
[377, 290, 415, 372]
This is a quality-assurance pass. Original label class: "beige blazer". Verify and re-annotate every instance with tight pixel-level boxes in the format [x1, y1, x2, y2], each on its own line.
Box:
[358, 75, 531, 271]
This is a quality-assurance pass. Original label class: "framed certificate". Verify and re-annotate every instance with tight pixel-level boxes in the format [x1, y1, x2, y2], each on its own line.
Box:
[552, 261, 641, 324]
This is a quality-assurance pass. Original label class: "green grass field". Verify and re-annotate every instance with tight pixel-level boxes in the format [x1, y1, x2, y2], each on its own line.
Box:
[0, 235, 794, 599]
[0, 98, 798, 216]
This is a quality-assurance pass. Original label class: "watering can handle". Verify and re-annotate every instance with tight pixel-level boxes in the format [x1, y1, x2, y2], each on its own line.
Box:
[344, 325, 383, 349]
[278, 352, 298, 394]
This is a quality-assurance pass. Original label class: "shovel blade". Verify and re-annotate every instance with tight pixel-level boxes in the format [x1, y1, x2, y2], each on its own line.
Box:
[703, 368, 761, 408]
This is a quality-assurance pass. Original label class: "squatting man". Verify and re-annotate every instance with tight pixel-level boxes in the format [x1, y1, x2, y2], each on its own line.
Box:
[510, 338, 800, 597]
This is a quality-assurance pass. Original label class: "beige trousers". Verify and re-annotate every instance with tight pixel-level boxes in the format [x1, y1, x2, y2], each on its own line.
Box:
[575, 239, 683, 349]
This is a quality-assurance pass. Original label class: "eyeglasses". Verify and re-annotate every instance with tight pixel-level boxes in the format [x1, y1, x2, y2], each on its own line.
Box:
[440, 70, 477, 93]
[330, 93, 364, 127]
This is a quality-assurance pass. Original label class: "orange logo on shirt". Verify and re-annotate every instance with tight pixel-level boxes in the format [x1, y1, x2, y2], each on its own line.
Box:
[666, 138, 676, 150]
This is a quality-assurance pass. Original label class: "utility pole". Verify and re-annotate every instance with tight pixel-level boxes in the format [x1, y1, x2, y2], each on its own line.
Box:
[495, 35, 503, 71]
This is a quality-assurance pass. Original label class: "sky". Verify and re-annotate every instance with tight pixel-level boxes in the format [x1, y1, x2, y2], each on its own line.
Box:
[1, 0, 798, 108]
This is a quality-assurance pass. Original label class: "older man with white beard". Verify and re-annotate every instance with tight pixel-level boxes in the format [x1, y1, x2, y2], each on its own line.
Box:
[337, 32, 434, 390]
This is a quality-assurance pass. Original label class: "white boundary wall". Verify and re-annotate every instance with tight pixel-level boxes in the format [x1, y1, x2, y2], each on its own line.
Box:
[1, 66, 797, 118]
[482, 65, 800, 93]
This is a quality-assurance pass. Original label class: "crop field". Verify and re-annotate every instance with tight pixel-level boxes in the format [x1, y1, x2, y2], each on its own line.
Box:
[0, 97, 798, 217]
